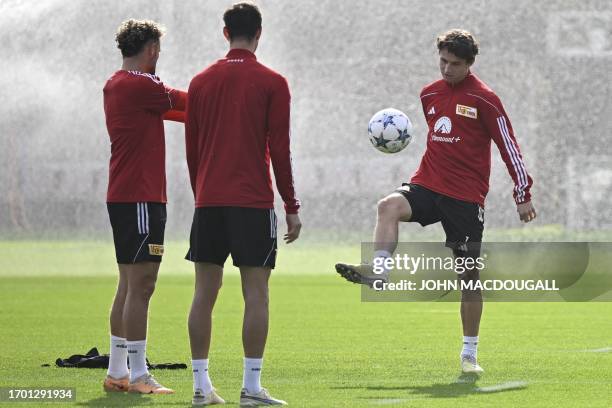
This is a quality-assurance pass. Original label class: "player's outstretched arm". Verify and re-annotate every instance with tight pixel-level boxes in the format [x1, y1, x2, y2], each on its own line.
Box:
[172, 89, 187, 111]
[137, 74, 187, 116]
[162, 89, 188, 123]
[163, 109, 186, 122]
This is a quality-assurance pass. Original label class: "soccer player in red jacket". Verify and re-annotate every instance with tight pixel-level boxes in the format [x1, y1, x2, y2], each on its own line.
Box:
[184, 3, 300, 406]
[336, 29, 536, 374]
[103, 19, 186, 394]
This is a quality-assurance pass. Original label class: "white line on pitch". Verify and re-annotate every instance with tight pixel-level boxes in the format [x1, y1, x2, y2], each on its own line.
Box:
[476, 381, 528, 393]
[581, 347, 612, 352]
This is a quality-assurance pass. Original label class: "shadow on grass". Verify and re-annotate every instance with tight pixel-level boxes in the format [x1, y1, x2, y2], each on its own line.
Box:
[334, 373, 527, 400]
[76, 393, 161, 407]
[77, 393, 237, 407]
[384, 380, 477, 399]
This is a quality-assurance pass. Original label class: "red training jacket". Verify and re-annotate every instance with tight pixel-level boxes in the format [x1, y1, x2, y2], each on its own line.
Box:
[411, 72, 533, 206]
[185, 49, 300, 214]
[104, 70, 186, 203]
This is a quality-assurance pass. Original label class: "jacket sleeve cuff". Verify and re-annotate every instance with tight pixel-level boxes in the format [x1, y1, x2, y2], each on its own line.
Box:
[284, 203, 300, 214]
[515, 192, 531, 205]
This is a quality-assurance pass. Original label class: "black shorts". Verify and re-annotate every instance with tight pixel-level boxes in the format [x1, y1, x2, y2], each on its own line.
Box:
[395, 183, 484, 256]
[186, 207, 278, 269]
[107, 202, 167, 264]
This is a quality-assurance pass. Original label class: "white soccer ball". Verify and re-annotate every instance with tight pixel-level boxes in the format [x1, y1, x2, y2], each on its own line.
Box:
[368, 108, 413, 153]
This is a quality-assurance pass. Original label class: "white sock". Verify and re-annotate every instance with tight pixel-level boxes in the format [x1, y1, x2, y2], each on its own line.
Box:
[461, 336, 479, 359]
[192, 359, 213, 394]
[107, 335, 129, 379]
[127, 340, 148, 381]
[243, 357, 263, 394]
[373, 250, 392, 275]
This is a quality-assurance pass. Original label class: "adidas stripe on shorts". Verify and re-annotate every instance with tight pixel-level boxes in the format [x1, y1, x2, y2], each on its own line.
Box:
[107, 202, 167, 264]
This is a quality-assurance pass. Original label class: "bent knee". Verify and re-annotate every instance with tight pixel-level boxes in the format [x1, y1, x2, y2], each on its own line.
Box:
[377, 195, 410, 220]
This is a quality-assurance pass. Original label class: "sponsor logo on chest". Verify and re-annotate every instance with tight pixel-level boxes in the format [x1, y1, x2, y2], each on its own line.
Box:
[432, 116, 461, 143]
[434, 116, 452, 134]
[456, 104, 478, 119]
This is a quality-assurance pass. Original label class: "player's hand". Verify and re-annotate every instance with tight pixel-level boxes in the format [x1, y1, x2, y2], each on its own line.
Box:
[517, 201, 536, 223]
[284, 214, 302, 244]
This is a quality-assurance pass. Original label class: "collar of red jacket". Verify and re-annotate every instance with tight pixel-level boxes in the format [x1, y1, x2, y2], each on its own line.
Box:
[226, 48, 257, 60]
[445, 71, 474, 89]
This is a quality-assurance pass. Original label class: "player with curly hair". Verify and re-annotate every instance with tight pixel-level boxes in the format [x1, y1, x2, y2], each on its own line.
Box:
[102, 18, 186, 395]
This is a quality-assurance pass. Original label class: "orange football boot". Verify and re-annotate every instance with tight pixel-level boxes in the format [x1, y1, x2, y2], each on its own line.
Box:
[127, 373, 174, 394]
[103, 375, 129, 392]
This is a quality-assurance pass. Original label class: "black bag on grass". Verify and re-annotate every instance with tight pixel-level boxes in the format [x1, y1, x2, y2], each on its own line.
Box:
[50, 347, 186, 369]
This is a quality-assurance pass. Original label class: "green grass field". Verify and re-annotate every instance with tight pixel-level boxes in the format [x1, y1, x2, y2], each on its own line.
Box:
[1, 240, 612, 407]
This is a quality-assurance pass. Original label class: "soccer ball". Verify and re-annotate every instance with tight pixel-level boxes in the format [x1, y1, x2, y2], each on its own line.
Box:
[368, 108, 413, 153]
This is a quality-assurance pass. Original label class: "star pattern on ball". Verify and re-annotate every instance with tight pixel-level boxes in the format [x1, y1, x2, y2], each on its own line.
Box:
[398, 128, 411, 143]
[383, 115, 395, 129]
[372, 133, 388, 147]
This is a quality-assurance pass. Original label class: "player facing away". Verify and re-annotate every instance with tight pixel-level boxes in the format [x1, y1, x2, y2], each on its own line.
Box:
[103, 19, 186, 394]
[185, 3, 301, 406]
[336, 29, 537, 374]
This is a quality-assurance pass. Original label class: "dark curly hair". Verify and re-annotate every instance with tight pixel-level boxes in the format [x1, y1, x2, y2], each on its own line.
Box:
[115, 19, 165, 58]
[436, 29, 479, 64]
[223, 2, 262, 41]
